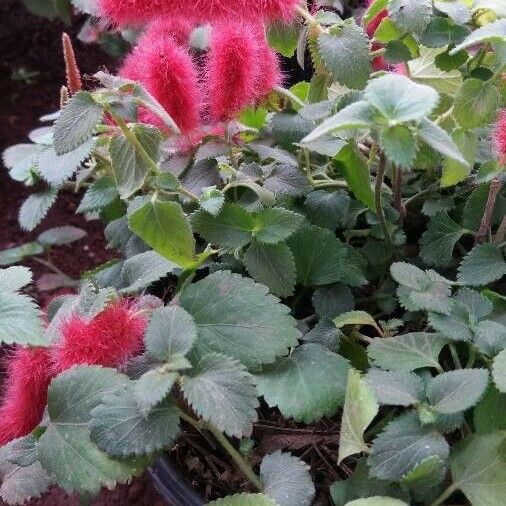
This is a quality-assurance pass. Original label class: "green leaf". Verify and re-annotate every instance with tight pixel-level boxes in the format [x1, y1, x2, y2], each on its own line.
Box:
[110, 125, 162, 198]
[428, 300, 474, 342]
[267, 21, 299, 58]
[54, 91, 103, 155]
[180, 271, 299, 367]
[338, 369, 379, 463]
[334, 311, 380, 332]
[300, 101, 373, 144]
[441, 129, 476, 187]
[420, 17, 470, 48]
[364, 0, 389, 25]
[89, 385, 180, 456]
[335, 144, 375, 211]
[0, 243, 44, 267]
[458, 244, 506, 286]
[253, 208, 303, 244]
[318, 20, 372, 89]
[192, 204, 254, 249]
[368, 332, 447, 371]
[344, 499, 409, 506]
[207, 493, 276, 506]
[474, 320, 506, 357]
[255, 343, 350, 423]
[77, 175, 118, 213]
[128, 199, 196, 268]
[380, 125, 418, 168]
[454, 79, 499, 130]
[417, 119, 469, 166]
[420, 212, 467, 267]
[463, 184, 506, 231]
[38, 366, 143, 494]
[389, 0, 433, 33]
[365, 370, 425, 406]
[287, 225, 348, 286]
[199, 187, 225, 216]
[119, 250, 177, 294]
[450, 432, 506, 506]
[37, 138, 96, 186]
[427, 369, 489, 413]
[0, 267, 45, 346]
[450, 18, 506, 54]
[260, 451, 315, 506]
[145, 306, 197, 364]
[18, 189, 58, 232]
[391, 263, 452, 314]
[271, 113, 314, 150]
[244, 241, 296, 297]
[37, 226, 86, 246]
[474, 384, 506, 433]
[2, 143, 43, 182]
[304, 190, 350, 230]
[365, 74, 439, 123]
[434, 1, 471, 23]
[132, 369, 177, 414]
[181, 353, 258, 438]
[400, 456, 446, 502]
[492, 349, 506, 392]
[312, 283, 354, 319]
[368, 412, 449, 481]
[263, 164, 311, 198]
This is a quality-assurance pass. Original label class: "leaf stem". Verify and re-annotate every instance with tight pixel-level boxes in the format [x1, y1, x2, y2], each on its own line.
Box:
[476, 177, 503, 243]
[375, 153, 393, 248]
[31, 256, 76, 284]
[295, 5, 324, 35]
[429, 483, 458, 506]
[449, 343, 462, 369]
[494, 216, 506, 245]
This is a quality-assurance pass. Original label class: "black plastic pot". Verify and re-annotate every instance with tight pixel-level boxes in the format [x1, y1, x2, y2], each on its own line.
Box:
[149, 456, 204, 506]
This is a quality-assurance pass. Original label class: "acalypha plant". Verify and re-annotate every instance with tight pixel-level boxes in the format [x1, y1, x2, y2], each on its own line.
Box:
[1, 0, 506, 505]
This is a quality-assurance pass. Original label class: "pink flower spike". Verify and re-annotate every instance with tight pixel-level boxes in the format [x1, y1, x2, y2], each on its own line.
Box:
[494, 109, 506, 164]
[51, 300, 147, 374]
[119, 35, 202, 133]
[140, 16, 194, 47]
[0, 347, 54, 445]
[207, 21, 262, 122]
[98, 0, 161, 26]
[253, 29, 283, 99]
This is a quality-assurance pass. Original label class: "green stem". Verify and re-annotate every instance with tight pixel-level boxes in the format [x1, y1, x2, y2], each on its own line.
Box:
[449, 343, 462, 369]
[295, 4, 324, 34]
[313, 180, 347, 189]
[466, 345, 476, 369]
[375, 153, 393, 248]
[429, 483, 458, 506]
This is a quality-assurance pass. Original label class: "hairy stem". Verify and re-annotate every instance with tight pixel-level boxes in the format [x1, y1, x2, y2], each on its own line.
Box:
[375, 153, 393, 248]
[494, 216, 506, 245]
[476, 178, 503, 243]
[392, 165, 403, 224]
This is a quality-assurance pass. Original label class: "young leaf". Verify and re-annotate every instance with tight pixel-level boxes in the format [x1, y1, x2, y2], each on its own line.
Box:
[368, 332, 447, 371]
[192, 204, 255, 249]
[440, 129, 476, 188]
[450, 18, 506, 54]
[18, 189, 58, 232]
[255, 343, 349, 423]
[89, 385, 180, 456]
[365, 370, 425, 406]
[449, 432, 506, 505]
[457, 244, 506, 286]
[77, 175, 118, 213]
[334, 310, 379, 332]
[145, 306, 196, 365]
[380, 125, 418, 168]
[492, 349, 506, 393]
[180, 271, 300, 367]
[110, 125, 163, 198]
[199, 187, 224, 216]
[181, 353, 258, 438]
[253, 208, 303, 244]
[400, 456, 446, 502]
[428, 300, 474, 342]
[426, 369, 489, 413]
[207, 493, 276, 506]
[338, 369, 379, 463]
[53, 91, 103, 155]
[317, 20, 372, 89]
[365, 74, 439, 123]
[37, 226, 86, 246]
[419, 212, 468, 267]
[368, 412, 449, 481]
[244, 241, 296, 297]
[132, 369, 178, 414]
[260, 451, 315, 506]
[37, 366, 143, 494]
[128, 199, 196, 268]
[389, 0, 433, 33]
[454, 79, 499, 130]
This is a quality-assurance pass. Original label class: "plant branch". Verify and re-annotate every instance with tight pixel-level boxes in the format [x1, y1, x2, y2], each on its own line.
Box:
[494, 216, 506, 245]
[31, 256, 75, 282]
[476, 177, 503, 243]
[295, 4, 324, 35]
[392, 165, 403, 224]
[375, 153, 393, 248]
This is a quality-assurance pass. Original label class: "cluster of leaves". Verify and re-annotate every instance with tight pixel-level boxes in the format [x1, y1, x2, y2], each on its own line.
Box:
[1, 0, 506, 505]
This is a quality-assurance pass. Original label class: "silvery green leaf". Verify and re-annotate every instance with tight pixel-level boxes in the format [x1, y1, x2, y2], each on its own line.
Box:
[457, 244, 506, 286]
[492, 349, 506, 392]
[366, 370, 425, 406]
[37, 226, 86, 246]
[389, 0, 433, 33]
[474, 320, 506, 357]
[18, 189, 58, 232]
[450, 18, 506, 54]
[207, 493, 276, 506]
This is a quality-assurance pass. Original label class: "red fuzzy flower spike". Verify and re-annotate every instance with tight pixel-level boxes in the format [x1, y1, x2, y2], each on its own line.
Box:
[119, 34, 202, 133]
[207, 21, 262, 122]
[494, 109, 506, 165]
[0, 347, 54, 445]
[140, 16, 194, 47]
[253, 28, 282, 99]
[98, 0, 162, 26]
[51, 300, 147, 374]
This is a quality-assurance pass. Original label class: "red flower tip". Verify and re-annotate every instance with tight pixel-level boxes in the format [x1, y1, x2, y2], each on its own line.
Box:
[98, 0, 161, 26]
[0, 347, 53, 445]
[494, 109, 506, 164]
[140, 16, 194, 47]
[52, 299, 147, 374]
[119, 34, 202, 133]
[62, 32, 82, 95]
